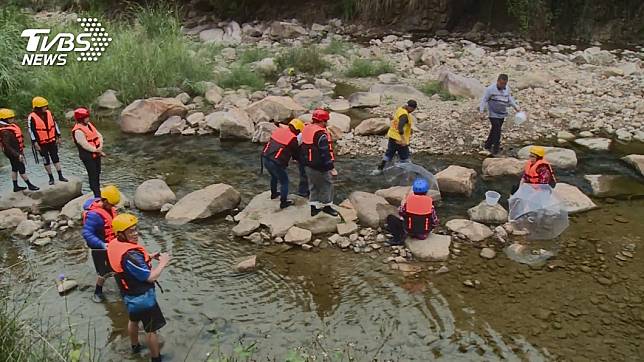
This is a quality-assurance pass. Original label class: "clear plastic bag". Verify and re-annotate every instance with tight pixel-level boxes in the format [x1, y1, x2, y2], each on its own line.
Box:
[508, 184, 569, 240]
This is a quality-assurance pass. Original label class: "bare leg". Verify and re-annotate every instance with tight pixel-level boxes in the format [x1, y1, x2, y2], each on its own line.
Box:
[96, 275, 105, 287]
[147, 332, 161, 358]
[128, 321, 139, 347]
[54, 162, 62, 171]
[44, 164, 52, 174]
[11, 171, 17, 181]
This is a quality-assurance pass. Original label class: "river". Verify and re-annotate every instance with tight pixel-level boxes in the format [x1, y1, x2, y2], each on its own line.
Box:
[1, 118, 643, 361]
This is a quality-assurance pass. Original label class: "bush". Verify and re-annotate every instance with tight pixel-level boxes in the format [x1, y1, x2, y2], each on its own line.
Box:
[238, 47, 271, 64]
[419, 81, 459, 101]
[345, 58, 394, 77]
[323, 39, 351, 55]
[0, 5, 214, 117]
[217, 65, 265, 90]
[276, 47, 329, 75]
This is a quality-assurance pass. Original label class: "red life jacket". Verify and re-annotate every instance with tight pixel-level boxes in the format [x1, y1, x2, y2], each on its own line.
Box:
[82, 199, 117, 243]
[72, 122, 101, 158]
[106, 239, 154, 296]
[29, 110, 56, 145]
[301, 123, 334, 169]
[523, 159, 555, 184]
[262, 127, 296, 166]
[404, 194, 434, 235]
[0, 123, 24, 153]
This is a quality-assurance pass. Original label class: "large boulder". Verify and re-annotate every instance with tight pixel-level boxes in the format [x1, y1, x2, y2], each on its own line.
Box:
[622, 154, 644, 177]
[348, 191, 396, 228]
[0, 208, 28, 230]
[368, 84, 426, 102]
[438, 70, 484, 99]
[517, 146, 577, 169]
[269, 21, 307, 39]
[120, 98, 188, 134]
[514, 71, 553, 90]
[29, 177, 82, 210]
[284, 226, 312, 245]
[406, 233, 451, 261]
[199, 28, 224, 43]
[354, 118, 389, 135]
[218, 108, 254, 140]
[467, 201, 508, 224]
[252, 122, 277, 143]
[134, 179, 176, 211]
[294, 212, 340, 235]
[0, 191, 37, 212]
[327, 112, 351, 133]
[436, 166, 477, 196]
[255, 58, 277, 75]
[96, 89, 122, 110]
[293, 89, 324, 109]
[584, 175, 644, 198]
[60, 194, 94, 221]
[553, 183, 597, 214]
[348, 92, 381, 108]
[245, 96, 305, 123]
[13, 219, 42, 237]
[154, 116, 186, 136]
[445, 219, 493, 242]
[375, 186, 441, 206]
[482, 157, 524, 178]
[574, 138, 612, 151]
[165, 184, 241, 225]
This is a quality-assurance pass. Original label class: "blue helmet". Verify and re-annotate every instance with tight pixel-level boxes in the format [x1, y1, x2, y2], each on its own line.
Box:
[412, 178, 429, 194]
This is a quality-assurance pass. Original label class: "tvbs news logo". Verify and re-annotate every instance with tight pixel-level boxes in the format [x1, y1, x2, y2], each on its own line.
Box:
[21, 17, 112, 66]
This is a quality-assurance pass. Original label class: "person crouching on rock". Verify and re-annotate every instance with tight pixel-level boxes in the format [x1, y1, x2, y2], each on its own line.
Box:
[262, 118, 305, 209]
[82, 185, 121, 303]
[521, 146, 556, 187]
[0, 108, 39, 191]
[301, 109, 339, 217]
[385, 178, 439, 246]
[107, 213, 170, 362]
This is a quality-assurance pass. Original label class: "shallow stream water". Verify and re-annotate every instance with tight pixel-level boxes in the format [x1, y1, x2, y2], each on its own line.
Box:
[1, 119, 643, 361]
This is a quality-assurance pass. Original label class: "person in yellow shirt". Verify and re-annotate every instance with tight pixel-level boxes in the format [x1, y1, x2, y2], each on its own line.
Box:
[377, 100, 417, 172]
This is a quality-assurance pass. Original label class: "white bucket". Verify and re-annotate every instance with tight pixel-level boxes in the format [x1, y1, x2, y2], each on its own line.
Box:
[514, 111, 527, 125]
[485, 191, 501, 206]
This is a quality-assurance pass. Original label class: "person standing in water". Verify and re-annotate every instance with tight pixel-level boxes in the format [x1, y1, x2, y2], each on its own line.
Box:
[27, 96, 68, 185]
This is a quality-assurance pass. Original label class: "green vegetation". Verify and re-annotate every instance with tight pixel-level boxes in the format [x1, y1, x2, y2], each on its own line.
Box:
[0, 4, 215, 117]
[238, 47, 272, 64]
[345, 58, 394, 78]
[323, 39, 351, 55]
[276, 47, 329, 75]
[216, 65, 265, 91]
[419, 81, 459, 101]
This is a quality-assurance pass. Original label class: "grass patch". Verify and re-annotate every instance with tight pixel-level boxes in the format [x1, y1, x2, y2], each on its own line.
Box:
[238, 47, 271, 64]
[276, 47, 329, 75]
[345, 58, 394, 77]
[217, 65, 265, 90]
[323, 39, 351, 55]
[0, 4, 215, 117]
[419, 81, 459, 101]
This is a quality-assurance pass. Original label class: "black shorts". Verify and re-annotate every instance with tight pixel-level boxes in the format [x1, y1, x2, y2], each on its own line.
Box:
[39, 142, 59, 165]
[6, 155, 26, 174]
[129, 303, 167, 333]
[91, 249, 112, 277]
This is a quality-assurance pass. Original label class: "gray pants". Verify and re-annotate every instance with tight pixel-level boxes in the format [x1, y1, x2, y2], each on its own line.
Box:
[306, 167, 334, 206]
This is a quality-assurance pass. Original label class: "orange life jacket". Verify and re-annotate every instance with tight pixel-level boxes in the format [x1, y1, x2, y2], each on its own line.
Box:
[301, 123, 334, 169]
[72, 122, 101, 158]
[29, 110, 56, 145]
[0, 123, 24, 153]
[82, 199, 117, 243]
[404, 194, 434, 235]
[262, 127, 296, 166]
[523, 159, 555, 184]
[106, 239, 154, 295]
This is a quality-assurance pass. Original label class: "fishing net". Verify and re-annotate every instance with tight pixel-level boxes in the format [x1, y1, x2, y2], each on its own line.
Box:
[508, 184, 569, 240]
[382, 162, 440, 192]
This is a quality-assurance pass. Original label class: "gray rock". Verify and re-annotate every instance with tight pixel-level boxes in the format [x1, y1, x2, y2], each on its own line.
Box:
[255, 58, 277, 75]
[574, 138, 612, 151]
[328, 99, 351, 112]
[245, 96, 305, 123]
[269, 21, 307, 39]
[337, 222, 358, 236]
[293, 89, 324, 109]
[436, 165, 477, 196]
[284, 226, 312, 245]
[154, 116, 185, 136]
[134, 179, 176, 211]
[354, 118, 389, 136]
[348, 92, 381, 108]
[553, 183, 597, 214]
[218, 108, 255, 140]
[517, 146, 577, 169]
[199, 28, 224, 43]
[480, 247, 496, 259]
[42, 210, 59, 223]
[13, 219, 42, 237]
[96, 89, 122, 109]
[233, 219, 261, 237]
[294, 212, 340, 234]
[233, 255, 256, 272]
[160, 203, 173, 213]
[406, 233, 451, 261]
[175, 92, 191, 105]
[33, 237, 51, 246]
[205, 86, 223, 105]
[438, 70, 484, 99]
[622, 154, 644, 177]
[446, 219, 494, 242]
[349, 191, 395, 228]
[166, 184, 241, 225]
[28, 177, 82, 211]
[481, 157, 524, 177]
[120, 98, 188, 134]
[467, 201, 508, 224]
[583, 175, 644, 198]
[252, 122, 277, 144]
[186, 112, 205, 127]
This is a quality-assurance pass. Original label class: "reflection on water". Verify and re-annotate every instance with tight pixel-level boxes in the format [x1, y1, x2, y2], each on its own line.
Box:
[1, 120, 642, 360]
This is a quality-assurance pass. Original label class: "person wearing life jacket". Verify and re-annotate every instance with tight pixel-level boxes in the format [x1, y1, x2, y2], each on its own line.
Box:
[0, 108, 40, 192]
[385, 178, 439, 246]
[82, 185, 121, 303]
[301, 109, 339, 217]
[72, 107, 105, 198]
[261, 119, 304, 209]
[376, 100, 417, 172]
[107, 213, 170, 362]
[521, 146, 556, 188]
[27, 96, 68, 185]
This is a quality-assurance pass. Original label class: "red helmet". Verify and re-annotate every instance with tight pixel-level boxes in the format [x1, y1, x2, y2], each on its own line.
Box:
[74, 107, 90, 121]
[311, 109, 330, 122]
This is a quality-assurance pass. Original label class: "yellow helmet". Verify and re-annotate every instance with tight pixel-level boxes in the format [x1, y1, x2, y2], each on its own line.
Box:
[0, 108, 15, 120]
[32, 96, 48, 108]
[287, 67, 296, 76]
[289, 118, 305, 132]
[529, 146, 545, 158]
[112, 213, 138, 233]
[100, 185, 121, 205]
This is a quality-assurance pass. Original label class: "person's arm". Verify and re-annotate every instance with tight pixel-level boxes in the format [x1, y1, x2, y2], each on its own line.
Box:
[146, 253, 170, 282]
[124, 251, 151, 282]
[0, 131, 20, 158]
[74, 130, 99, 152]
[81, 212, 107, 249]
[479, 86, 491, 113]
[54, 118, 61, 137]
[287, 138, 299, 162]
[508, 86, 519, 111]
[96, 129, 104, 150]
[27, 116, 38, 143]
[430, 206, 439, 228]
[397, 114, 408, 135]
[316, 133, 334, 170]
